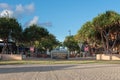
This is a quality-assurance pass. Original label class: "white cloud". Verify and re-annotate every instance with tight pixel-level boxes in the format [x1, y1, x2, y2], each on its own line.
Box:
[0, 3, 10, 9]
[0, 3, 35, 25]
[27, 16, 39, 26]
[25, 3, 34, 12]
[15, 3, 34, 13]
[15, 4, 24, 13]
[14, 3, 35, 18]
[0, 3, 35, 18]
[0, 9, 13, 17]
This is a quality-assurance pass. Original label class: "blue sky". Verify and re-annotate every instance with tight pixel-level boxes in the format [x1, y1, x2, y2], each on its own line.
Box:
[0, 0, 120, 42]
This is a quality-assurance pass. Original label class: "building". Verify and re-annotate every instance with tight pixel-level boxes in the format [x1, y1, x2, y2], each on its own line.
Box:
[0, 38, 17, 54]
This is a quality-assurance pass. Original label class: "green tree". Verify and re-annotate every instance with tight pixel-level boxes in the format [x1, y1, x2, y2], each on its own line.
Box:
[23, 24, 49, 46]
[75, 10, 120, 54]
[93, 11, 120, 54]
[0, 17, 22, 54]
[23, 24, 60, 53]
[39, 33, 59, 52]
[63, 36, 79, 53]
[75, 21, 95, 43]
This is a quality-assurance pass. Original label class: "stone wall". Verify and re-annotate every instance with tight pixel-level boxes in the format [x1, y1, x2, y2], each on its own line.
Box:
[1, 54, 22, 60]
[96, 54, 120, 60]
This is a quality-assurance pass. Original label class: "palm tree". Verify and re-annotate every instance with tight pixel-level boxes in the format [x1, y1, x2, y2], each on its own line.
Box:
[75, 21, 97, 45]
[92, 11, 120, 54]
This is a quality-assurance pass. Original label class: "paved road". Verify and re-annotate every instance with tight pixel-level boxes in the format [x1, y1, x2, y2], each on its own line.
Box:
[0, 64, 120, 80]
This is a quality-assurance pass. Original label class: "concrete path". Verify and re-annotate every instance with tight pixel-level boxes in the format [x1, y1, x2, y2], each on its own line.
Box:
[0, 64, 120, 80]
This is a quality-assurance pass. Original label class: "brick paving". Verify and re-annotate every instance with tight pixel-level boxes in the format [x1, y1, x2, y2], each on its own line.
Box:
[0, 64, 120, 80]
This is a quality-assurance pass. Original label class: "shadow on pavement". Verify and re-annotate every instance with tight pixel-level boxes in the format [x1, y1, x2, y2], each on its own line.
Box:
[0, 65, 76, 74]
[0, 64, 120, 74]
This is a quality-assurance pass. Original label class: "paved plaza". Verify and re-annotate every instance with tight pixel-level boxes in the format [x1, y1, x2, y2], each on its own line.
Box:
[0, 64, 120, 80]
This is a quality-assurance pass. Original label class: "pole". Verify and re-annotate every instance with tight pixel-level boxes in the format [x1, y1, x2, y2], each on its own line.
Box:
[68, 30, 71, 36]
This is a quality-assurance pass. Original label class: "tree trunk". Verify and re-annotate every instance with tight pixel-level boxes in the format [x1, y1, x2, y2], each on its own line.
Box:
[2, 39, 7, 54]
[101, 31, 106, 54]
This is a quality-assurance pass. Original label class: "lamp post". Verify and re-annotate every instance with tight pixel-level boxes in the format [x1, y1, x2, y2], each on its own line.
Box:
[68, 30, 71, 36]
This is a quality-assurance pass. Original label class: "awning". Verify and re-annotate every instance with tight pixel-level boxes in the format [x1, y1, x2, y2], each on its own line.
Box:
[0, 43, 12, 46]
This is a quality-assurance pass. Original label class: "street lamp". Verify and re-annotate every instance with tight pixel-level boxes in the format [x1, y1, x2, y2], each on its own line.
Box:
[68, 30, 71, 36]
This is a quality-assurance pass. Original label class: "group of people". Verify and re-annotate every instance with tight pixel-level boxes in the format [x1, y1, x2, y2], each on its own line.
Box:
[81, 44, 96, 57]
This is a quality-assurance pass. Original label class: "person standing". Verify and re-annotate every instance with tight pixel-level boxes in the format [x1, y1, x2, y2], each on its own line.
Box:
[84, 45, 89, 57]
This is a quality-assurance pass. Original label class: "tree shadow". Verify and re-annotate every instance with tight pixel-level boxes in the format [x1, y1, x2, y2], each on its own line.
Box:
[0, 65, 76, 74]
[0, 64, 119, 74]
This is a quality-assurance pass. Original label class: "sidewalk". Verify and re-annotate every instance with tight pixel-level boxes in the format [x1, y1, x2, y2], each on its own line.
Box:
[0, 64, 120, 80]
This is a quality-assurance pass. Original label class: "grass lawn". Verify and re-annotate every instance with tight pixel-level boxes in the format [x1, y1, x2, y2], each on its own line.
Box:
[0, 60, 120, 65]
